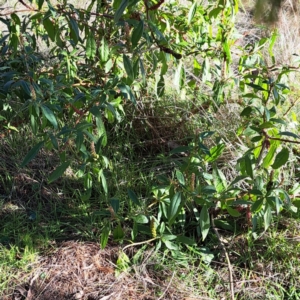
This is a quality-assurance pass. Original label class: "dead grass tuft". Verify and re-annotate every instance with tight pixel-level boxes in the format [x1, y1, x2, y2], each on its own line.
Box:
[4, 241, 199, 300]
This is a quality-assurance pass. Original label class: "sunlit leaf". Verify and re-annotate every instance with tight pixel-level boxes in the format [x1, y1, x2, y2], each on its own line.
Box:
[86, 32, 96, 59]
[100, 38, 109, 62]
[272, 147, 289, 169]
[188, 2, 197, 24]
[200, 205, 210, 241]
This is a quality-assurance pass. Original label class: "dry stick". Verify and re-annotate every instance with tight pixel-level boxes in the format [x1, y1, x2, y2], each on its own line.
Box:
[210, 215, 235, 300]
[122, 237, 158, 251]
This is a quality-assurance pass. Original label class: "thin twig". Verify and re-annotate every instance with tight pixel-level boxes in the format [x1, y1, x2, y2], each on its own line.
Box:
[157, 271, 175, 300]
[211, 215, 235, 300]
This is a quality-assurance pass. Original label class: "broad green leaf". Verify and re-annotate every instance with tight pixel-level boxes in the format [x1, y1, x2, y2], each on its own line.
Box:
[38, 0, 45, 10]
[174, 61, 185, 92]
[100, 38, 109, 62]
[244, 154, 253, 179]
[96, 117, 107, 146]
[43, 16, 56, 41]
[262, 140, 279, 168]
[41, 105, 58, 129]
[240, 106, 252, 117]
[110, 198, 120, 214]
[86, 32, 96, 59]
[113, 224, 124, 240]
[272, 147, 289, 169]
[214, 220, 234, 231]
[131, 21, 143, 49]
[167, 192, 182, 226]
[30, 115, 38, 135]
[123, 54, 134, 81]
[202, 57, 211, 82]
[200, 205, 210, 241]
[278, 131, 300, 139]
[212, 167, 227, 193]
[76, 131, 84, 151]
[101, 225, 110, 249]
[188, 2, 197, 24]
[128, 189, 141, 206]
[176, 170, 185, 185]
[251, 135, 263, 142]
[229, 175, 250, 187]
[134, 214, 148, 223]
[156, 75, 165, 97]
[114, 0, 128, 23]
[49, 133, 58, 150]
[264, 204, 272, 230]
[246, 82, 267, 91]
[161, 234, 177, 241]
[133, 59, 139, 78]
[176, 236, 197, 245]
[164, 240, 179, 250]
[21, 141, 44, 167]
[68, 17, 79, 44]
[99, 169, 108, 194]
[139, 58, 146, 84]
[205, 144, 225, 162]
[251, 198, 263, 213]
[227, 207, 241, 217]
[48, 161, 70, 183]
[19, 80, 32, 97]
[202, 185, 216, 194]
[222, 40, 231, 63]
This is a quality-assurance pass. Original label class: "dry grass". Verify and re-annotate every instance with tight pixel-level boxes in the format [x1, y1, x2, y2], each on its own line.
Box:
[3, 241, 201, 300]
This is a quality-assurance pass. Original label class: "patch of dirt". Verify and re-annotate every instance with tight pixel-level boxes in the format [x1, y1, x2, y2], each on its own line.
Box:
[4, 241, 193, 300]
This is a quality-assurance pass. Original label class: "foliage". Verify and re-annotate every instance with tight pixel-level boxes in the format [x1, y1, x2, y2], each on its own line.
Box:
[0, 0, 300, 252]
